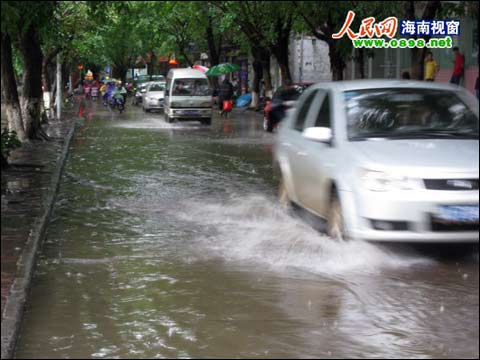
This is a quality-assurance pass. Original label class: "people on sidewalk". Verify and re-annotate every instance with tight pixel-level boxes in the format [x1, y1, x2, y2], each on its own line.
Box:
[450, 47, 465, 85]
[424, 51, 439, 81]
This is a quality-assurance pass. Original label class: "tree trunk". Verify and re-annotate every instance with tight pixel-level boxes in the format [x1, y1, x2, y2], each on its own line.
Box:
[180, 47, 194, 67]
[251, 58, 262, 108]
[205, 15, 221, 66]
[272, 17, 293, 86]
[112, 65, 128, 84]
[357, 48, 365, 79]
[405, 1, 441, 80]
[262, 55, 273, 98]
[147, 51, 158, 75]
[1, 153, 9, 169]
[279, 62, 292, 86]
[250, 46, 267, 107]
[205, 15, 221, 90]
[1, 32, 27, 142]
[19, 24, 47, 140]
[328, 42, 345, 81]
[411, 47, 427, 80]
[42, 56, 57, 122]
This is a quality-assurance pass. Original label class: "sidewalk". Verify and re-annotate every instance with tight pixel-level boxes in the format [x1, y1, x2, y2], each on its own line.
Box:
[1, 116, 78, 359]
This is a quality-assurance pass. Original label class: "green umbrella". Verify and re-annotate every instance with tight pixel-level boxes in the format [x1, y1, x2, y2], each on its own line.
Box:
[206, 63, 241, 76]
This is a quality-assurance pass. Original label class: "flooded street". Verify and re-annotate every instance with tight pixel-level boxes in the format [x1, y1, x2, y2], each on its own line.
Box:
[15, 104, 479, 359]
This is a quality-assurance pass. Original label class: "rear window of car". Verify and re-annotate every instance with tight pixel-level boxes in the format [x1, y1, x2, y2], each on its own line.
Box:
[149, 83, 165, 92]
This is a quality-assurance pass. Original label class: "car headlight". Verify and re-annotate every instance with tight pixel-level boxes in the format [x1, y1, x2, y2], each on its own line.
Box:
[360, 169, 422, 192]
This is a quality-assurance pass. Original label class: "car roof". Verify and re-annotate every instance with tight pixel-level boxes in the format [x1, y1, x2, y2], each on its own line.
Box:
[168, 68, 207, 79]
[311, 79, 463, 92]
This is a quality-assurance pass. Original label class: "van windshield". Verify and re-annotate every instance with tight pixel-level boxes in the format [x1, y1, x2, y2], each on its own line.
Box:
[172, 78, 210, 96]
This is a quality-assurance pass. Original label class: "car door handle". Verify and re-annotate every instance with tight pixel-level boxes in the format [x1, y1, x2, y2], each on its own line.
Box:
[297, 151, 308, 157]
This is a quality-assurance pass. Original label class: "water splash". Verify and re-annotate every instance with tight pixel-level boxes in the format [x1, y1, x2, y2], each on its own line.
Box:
[112, 117, 204, 130]
[177, 195, 433, 275]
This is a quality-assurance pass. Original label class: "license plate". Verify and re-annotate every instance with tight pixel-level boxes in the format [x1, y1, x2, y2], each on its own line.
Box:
[436, 205, 479, 223]
[184, 110, 199, 115]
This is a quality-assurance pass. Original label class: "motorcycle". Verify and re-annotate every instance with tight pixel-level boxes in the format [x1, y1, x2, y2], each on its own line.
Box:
[109, 96, 125, 113]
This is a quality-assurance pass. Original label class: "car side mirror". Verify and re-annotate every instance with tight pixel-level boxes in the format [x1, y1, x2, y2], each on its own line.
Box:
[303, 127, 332, 144]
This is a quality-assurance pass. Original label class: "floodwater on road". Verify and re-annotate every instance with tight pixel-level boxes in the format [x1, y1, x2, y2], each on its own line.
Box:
[15, 104, 479, 359]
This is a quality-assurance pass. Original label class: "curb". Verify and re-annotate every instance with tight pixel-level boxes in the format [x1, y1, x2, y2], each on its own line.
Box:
[1, 120, 79, 359]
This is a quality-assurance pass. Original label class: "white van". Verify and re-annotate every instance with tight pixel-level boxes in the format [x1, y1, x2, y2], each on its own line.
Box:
[164, 68, 213, 125]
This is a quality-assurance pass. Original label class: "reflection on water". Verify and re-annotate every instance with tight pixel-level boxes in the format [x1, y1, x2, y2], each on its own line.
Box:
[15, 110, 479, 359]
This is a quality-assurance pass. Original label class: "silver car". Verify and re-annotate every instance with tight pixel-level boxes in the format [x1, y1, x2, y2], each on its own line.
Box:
[142, 81, 166, 112]
[274, 80, 479, 243]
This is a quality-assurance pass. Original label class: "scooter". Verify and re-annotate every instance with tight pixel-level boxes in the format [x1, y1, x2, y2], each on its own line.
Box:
[109, 96, 125, 113]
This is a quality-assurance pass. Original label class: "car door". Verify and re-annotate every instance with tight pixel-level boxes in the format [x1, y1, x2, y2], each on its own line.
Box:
[281, 89, 319, 204]
[294, 90, 335, 217]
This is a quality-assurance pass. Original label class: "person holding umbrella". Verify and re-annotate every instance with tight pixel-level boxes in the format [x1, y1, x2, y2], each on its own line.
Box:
[206, 63, 240, 117]
[218, 78, 234, 117]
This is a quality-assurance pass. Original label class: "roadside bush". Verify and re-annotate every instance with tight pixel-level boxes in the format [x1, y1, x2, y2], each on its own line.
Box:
[1, 127, 22, 164]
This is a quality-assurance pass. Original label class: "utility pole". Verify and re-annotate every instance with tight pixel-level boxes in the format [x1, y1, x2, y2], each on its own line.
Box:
[56, 53, 62, 120]
[299, 34, 304, 83]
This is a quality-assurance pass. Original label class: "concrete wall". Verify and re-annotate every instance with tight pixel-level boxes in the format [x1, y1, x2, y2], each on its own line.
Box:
[290, 35, 331, 84]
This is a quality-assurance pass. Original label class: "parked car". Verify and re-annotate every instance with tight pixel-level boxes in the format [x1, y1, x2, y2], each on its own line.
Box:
[264, 83, 312, 132]
[274, 80, 479, 243]
[164, 68, 212, 125]
[142, 81, 166, 112]
[133, 82, 150, 106]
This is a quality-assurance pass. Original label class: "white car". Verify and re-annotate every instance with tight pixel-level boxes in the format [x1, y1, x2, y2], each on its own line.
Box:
[142, 81, 166, 112]
[274, 80, 479, 243]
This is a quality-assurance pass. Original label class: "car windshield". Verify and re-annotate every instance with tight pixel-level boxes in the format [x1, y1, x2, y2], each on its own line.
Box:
[345, 89, 479, 140]
[137, 75, 150, 83]
[172, 78, 210, 96]
[148, 83, 165, 92]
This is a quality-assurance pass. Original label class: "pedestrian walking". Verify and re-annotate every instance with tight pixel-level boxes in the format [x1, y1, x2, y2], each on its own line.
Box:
[218, 78, 234, 117]
[450, 47, 465, 85]
[424, 51, 439, 81]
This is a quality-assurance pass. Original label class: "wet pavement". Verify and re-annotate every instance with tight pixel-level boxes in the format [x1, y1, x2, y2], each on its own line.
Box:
[1, 119, 74, 316]
[13, 102, 479, 358]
